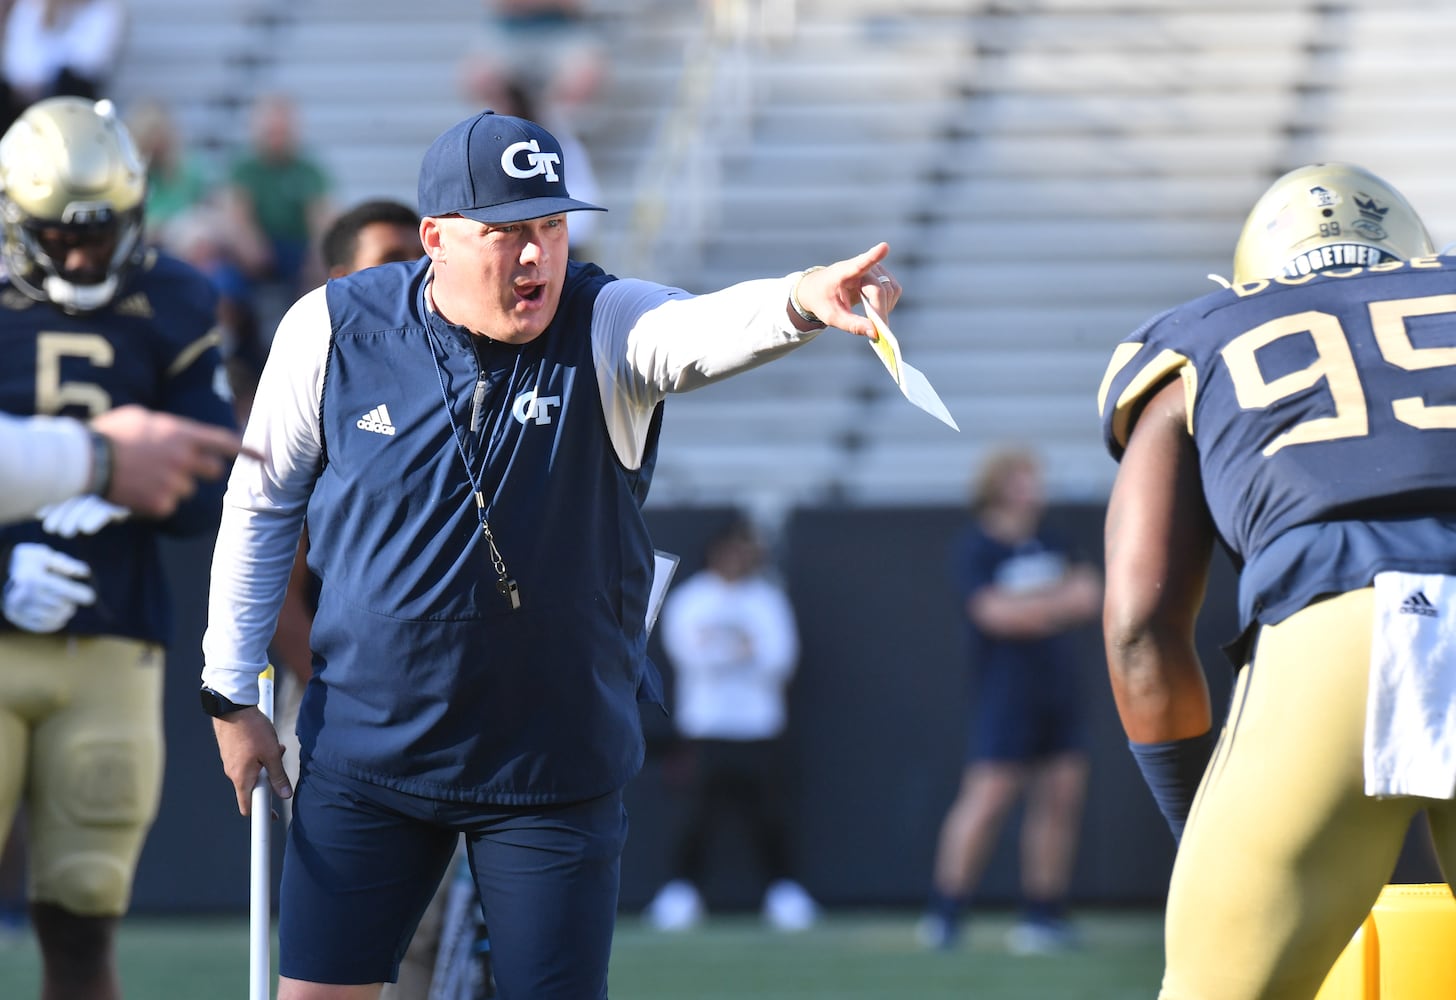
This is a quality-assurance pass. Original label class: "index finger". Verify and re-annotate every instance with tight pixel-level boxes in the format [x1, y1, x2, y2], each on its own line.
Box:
[185, 423, 248, 457]
[842, 242, 890, 276]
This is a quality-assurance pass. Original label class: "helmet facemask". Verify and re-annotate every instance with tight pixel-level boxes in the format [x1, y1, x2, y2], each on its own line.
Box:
[2, 199, 145, 313]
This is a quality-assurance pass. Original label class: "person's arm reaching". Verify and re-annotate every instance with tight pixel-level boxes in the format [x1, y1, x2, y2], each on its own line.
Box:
[203, 289, 330, 814]
[0, 413, 98, 521]
[0, 407, 247, 525]
[1102, 377, 1218, 840]
[591, 243, 901, 469]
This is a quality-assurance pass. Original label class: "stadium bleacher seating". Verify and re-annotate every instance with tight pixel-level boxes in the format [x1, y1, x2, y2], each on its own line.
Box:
[108, 0, 1456, 518]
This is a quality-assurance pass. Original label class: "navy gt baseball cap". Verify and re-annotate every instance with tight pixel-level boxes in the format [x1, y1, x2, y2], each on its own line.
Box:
[417, 110, 605, 224]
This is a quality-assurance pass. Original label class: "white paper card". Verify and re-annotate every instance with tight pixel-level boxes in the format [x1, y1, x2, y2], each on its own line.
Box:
[647, 550, 681, 637]
[864, 302, 960, 431]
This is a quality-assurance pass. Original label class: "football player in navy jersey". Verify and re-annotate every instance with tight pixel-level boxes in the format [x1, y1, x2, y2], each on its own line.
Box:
[202, 108, 901, 1000]
[0, 96, 237, 1000]
[1100, 163, 1456, 998]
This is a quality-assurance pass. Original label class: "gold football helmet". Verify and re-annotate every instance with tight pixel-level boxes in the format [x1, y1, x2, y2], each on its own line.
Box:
[1232, 163, 1433, 285]
[0, 97, 147, 313]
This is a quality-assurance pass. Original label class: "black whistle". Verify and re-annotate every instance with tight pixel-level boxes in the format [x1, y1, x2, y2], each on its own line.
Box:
[498, 578, 521, 610]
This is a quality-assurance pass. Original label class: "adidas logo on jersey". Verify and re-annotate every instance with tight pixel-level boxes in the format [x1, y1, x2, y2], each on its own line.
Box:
[357, 404, 396, 436]
[1399, 591, 1437, 617]
[116, 292, 153, 318]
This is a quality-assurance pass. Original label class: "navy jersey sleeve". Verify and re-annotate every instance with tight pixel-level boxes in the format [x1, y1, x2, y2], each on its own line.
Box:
[1096, 303, 1196, 461]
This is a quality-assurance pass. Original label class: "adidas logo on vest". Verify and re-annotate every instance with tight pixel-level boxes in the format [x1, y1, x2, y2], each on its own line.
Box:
[357, 404, 396, 436]
[1399, 590, 1437, 617]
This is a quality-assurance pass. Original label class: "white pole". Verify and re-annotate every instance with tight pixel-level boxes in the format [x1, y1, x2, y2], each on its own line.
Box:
[250, 665, 276, 1000]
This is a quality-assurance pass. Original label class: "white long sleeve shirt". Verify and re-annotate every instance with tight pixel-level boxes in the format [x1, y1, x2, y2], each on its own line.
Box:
[660, 569, 800, 741]
[0, 413, 91, 523]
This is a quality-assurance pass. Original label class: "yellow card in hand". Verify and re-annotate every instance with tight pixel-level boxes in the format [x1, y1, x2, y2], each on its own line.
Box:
[864, 302, 960, 431]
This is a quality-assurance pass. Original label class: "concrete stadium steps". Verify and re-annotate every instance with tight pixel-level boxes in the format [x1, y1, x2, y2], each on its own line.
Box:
[911, 260, 1215, 308]
[932, 134, 1289, 178]
[862, 390, 1099, 443]
[642, 0, 1301, 508]
[1284, 7, 1456, 243]
[105, 0, 1456, 514]
[244, 6, 486, 210]
[891, 303, 1162, 354]
[965, 9, 1313, 48]
[918, 175, 1270, 222]
[834, 439, 1115, 507]
[966, 50, 1309, 95]
[941, 92, 1301, 137]
[913, 218, 1236, 263]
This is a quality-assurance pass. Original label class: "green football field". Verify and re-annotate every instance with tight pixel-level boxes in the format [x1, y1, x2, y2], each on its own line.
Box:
[0, 908, 1166, 999]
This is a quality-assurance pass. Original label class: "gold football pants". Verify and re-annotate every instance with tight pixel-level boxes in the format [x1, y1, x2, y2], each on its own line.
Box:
[0, 634, 164, 917]
[1161, 587, 1456, 999]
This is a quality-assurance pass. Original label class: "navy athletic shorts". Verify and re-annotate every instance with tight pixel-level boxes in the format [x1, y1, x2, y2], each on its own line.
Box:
[969, 660, 1086, 764]
[278, 759, 628, 997]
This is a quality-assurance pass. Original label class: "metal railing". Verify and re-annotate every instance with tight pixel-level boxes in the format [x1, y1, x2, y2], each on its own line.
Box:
[614, 0, 799, 286]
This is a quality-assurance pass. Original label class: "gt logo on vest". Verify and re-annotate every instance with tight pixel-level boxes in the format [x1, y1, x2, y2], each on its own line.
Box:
[501, 140, 561, 183]
[512, 390, 561, 426]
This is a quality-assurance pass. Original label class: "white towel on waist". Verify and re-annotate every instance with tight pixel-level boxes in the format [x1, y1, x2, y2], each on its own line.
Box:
[1365, 571, 1456, 799]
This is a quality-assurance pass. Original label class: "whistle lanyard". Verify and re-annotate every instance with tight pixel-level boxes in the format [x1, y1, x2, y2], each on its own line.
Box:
[424, 318, 522, 610]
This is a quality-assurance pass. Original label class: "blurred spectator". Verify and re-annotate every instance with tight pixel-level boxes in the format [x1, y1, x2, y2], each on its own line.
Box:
[127, 97, 213, 252]
[164, 207, 266, 427]
[460, 0, 608, 114]
[921, 448, 1101, 954]
[221, 91, 332, 340]
[644, 514, 818, 933]
[0, 0, 126, 134]
[480, 73, 602, 258]
[127, 100, 269, 420]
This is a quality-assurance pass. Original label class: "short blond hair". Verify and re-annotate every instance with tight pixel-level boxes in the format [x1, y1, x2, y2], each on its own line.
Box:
[969, 447, 1040, 515]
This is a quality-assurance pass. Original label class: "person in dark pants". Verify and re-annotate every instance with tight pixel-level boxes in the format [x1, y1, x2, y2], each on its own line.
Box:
[201, 107, 902, 999]
[645, 515, 817, 932]
[921, 448, 1101, 954]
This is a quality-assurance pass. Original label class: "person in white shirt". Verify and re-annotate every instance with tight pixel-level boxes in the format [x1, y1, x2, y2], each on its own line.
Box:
[0, 0, 126, 133]
[645, 514, 818, 933]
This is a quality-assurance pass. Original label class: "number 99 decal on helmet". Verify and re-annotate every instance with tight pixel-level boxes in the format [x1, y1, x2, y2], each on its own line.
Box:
[1231, 162, 1435, 286]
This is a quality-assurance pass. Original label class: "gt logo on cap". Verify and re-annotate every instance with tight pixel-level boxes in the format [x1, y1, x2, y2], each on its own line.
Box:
[501, 140, 561, 183]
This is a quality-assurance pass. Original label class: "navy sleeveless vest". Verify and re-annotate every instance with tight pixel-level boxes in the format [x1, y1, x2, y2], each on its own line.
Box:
[302, 257, 661, 804]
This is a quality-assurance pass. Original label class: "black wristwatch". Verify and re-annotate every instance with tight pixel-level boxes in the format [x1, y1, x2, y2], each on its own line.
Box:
[200, 685, 253, 718]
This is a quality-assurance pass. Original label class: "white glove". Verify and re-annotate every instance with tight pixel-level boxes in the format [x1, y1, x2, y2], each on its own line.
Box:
[36, 495, 131, 537]
[4, 543, 96, 633]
